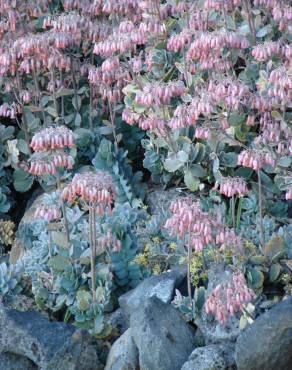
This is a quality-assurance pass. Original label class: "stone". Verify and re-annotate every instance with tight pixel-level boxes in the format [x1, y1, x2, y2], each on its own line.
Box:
[235, 297, 292, 370]
[0, 306, 102, 370]
[146, 186, 196, 216]
[195, 263, 240, 344]
[181, 344, 235, 370]
[105, 329, 139, 370]
[10, 191, 45, 264]
[105, 308, 128, 336]
[118, 267, 186, 324]
[0, 352, 38, 370]
[130, 296, 196, 370]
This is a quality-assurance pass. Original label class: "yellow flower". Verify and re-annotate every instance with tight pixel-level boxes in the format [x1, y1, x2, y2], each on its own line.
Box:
[152, 264, 161, 275]
[169, 242, 177, 250]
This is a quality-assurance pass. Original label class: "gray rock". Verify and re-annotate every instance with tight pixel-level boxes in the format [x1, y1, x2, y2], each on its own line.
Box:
[105, 329, 139, 370]
[119, 267, 186, 324]
[235, 297, 292, 370]
[195, 263, 240, 344]
[105, 308, 128, 336]
[146, 186, 197, 216]
[0, 307, 101, 370]
[10, 191, 46, 264]
[131, 296, 196, 370]
[0, 352, 38, 370]
[181, 344, 235, 370]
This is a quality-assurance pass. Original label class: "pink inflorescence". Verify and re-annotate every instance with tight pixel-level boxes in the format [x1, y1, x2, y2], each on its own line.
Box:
[98, 231, 122, 253]
[204, 0, 242, 11]
[167, 29, 193, 52]
[0, 103, 22, 118]
[135, 81, 186, 106]
[186, 31, 249, 71]
[30, 126, 75, 152]
[61, 171, 116, 214]
[34, 204, 61, 222]
[165, 198, 240, 253]
[205, 272, 255, 324]
[194, 127, 211, 140]
[285, 187, 292, 200]
[238, 149, 275, 170]
[29, 153, 74, 176]
[215, 177, 249, 198]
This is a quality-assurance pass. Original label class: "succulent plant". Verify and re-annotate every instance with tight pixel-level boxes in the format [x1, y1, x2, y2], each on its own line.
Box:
[0, 262, 23, 299]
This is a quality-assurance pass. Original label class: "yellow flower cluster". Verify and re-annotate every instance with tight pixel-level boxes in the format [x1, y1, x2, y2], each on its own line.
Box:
[0, 220, 15, 247]
[189, 253, 207, 287]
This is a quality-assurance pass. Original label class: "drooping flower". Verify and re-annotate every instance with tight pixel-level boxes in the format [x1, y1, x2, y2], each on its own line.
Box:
[205, 271, 255, 324]
[30, 126, 75, 152]
[61, 171, 116, 214]
[34, 204, 61, 222]
[215, 177, 249, 198]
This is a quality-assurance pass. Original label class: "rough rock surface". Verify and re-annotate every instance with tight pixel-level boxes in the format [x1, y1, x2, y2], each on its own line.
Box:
[181, 344, 235, 370]
[10, 191, 45, 264]
[119, 266, 186, 324]
[130, 296, 196, 370]
[105, 308, 128, 336]
[0, 352, 38, 370]
[105, 329, 139, 370]
[146, 186, 196, 216]
[0, 306, 101, 370]
[235, 297, 292, 370]
[195, 263, 240, 343]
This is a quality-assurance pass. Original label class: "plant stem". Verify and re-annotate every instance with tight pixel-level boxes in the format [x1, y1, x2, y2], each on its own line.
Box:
[223, 7, 228, 30]
[89, 83, 93, 131]
[257, 169, 265, 252]
[13, 76, 32, 155]
[108, 99, 118, 154]
[89, 47, 94, 131]
[187, 231, 193, 308]
[32, 68, 46, 125]
[244, 0, 256, 44]
[70, 56, 79, 122]
[60, 70, 65, 123]
[89, 207, 96, 303]
[231, 195, 236, 230]
[56, 176, 70, 247]
[50, 68, 59, 118]
[92, 207, 97, 266]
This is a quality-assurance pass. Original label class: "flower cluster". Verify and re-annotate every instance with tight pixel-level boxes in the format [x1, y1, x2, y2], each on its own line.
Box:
[267, 66, 292, 103]
[135, 81, 186, 106]
[285, 187, 292, 201]
[62, 171, 116, 213]
[30, 126, 75, 152]
[0, 103, 22, 118]
[187, 31, 249, 71]
[28, 126, 75, 176]
[252, 41, 285, 62]
[97, 231, 122, 253]
[165, 198, 240, 253]
[170, 94, 214, 129]
[34, 204, 61, 222]
[215, 177, 249, 198]
[254, 118, 292, 156]
[207, 78, 250, 110]
[205, 272, 255, 324]
[238, 149, 275, 170]
[194, 127, 211, 140]
[167, 29, 193, 52]
[29, 154, 74, 176]
[204, 0, 242, 11]
[88, 64, 130, 103]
